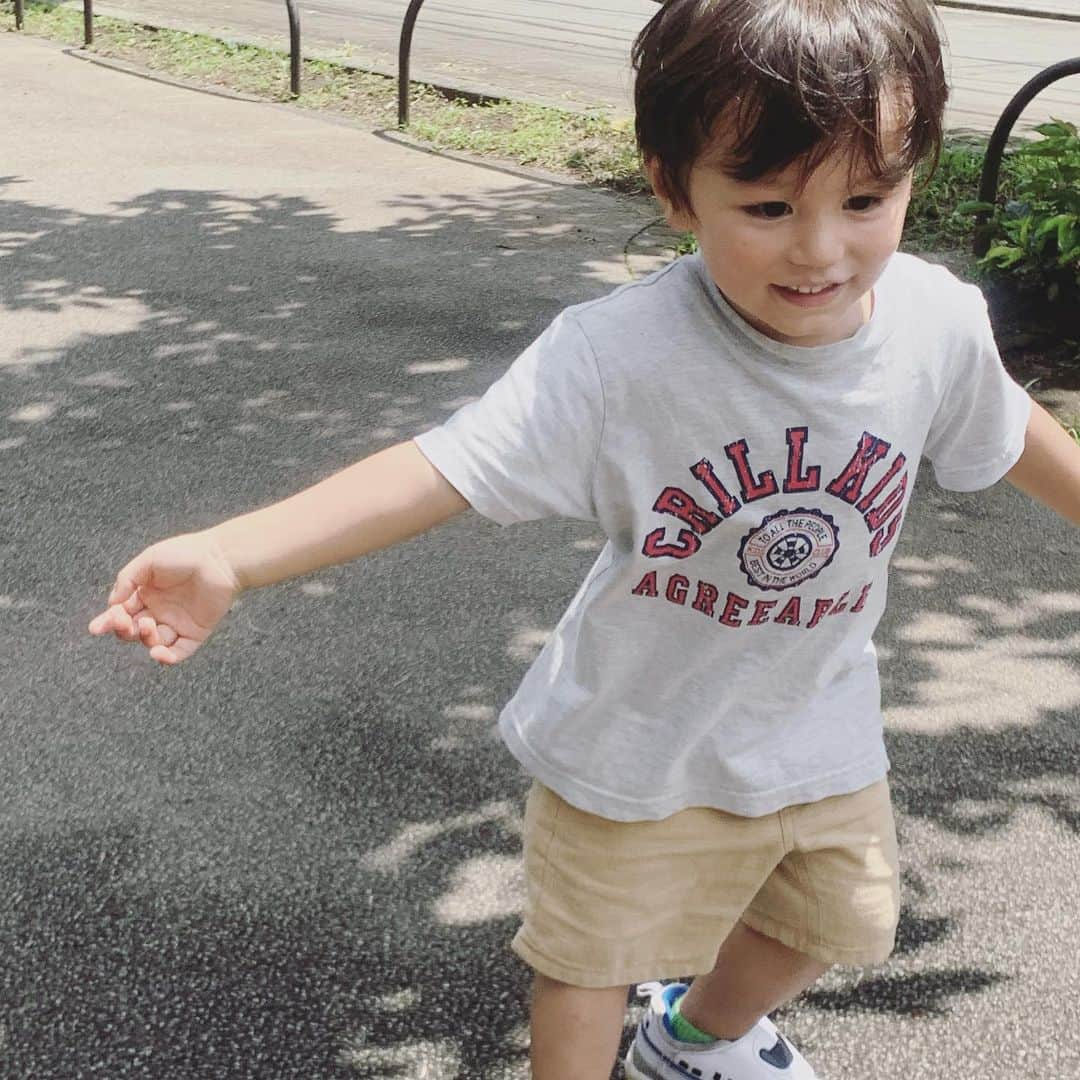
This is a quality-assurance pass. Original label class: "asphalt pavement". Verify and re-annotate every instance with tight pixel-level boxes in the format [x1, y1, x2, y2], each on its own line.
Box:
[2, 27, 1080, 1080]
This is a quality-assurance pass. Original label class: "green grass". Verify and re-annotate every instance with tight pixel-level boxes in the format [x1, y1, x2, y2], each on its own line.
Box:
[410, 102, 641, 189]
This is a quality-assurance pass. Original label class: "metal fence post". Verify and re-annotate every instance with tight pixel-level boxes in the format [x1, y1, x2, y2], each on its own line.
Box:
[14, 0, 23, 30]
[83, 0, 93, 45]
[398, 0, 427, 127]
[974, 57, 1080, 255]
[284, 0, 301, 97]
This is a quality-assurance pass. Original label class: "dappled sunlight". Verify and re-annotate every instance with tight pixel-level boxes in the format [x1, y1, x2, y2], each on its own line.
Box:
[0, 597, 36, 611]
[298, 582, 335, 598]
[581, 256, 637, 286]
[338, 1036, 463, 1078]
[407, 357, 471, 375]
[359, 802, 522, 876]
[438, 395, 482, 412]
[8, 402, 58, 423]
[241, 389, 289, 409]
[1, 295, 148, 373]
[885, 631, 1080, 732]
[892, 553, 976, 574]
[375, 182, 655, 289]
[895, 611, 979, 645]
[432, 853, 524, 926]
[0, 174, 627, 473]
[432, 700, 499, 752]
[73, 371, 133, 389]
[958, 590, 1080, 631]
[878, 485, 1080, 810]
[505, 623, 552, 664]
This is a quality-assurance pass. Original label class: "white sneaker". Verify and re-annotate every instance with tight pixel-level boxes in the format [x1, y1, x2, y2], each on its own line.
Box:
[624, 982, 818, 1080]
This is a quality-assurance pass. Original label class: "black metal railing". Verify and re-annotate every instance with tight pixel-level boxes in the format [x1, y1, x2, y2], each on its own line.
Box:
[974, 56, 1080, 254]
[8, 1, 303, 96]
[395, 0, 663, 125]
[284, 0, 301, 97]
[398, 0, 427, 127]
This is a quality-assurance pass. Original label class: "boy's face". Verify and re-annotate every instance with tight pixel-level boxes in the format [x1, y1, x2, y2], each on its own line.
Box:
[650, 141, 913, 348]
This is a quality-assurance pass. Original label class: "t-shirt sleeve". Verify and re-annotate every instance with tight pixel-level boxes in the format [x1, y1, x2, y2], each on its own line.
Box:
[923, 288, 1032, 492]
[411, 311, 605, 525]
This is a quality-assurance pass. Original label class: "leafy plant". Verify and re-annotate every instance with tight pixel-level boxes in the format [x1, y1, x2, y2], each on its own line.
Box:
[962, 120, 1080, 302]
[904, 139, 995, 251]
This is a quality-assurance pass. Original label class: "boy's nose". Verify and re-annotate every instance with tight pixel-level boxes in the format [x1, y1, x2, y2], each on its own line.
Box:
[787, 221, 844, 270]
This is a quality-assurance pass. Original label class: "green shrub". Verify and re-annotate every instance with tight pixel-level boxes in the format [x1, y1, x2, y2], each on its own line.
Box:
[905, 139, 993, 250]
[964, 120, 1080, 302]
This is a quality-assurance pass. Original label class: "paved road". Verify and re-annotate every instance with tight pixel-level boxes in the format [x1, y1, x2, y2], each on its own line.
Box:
[942, 0, 1080, 15]
[2, 27, 1080, 1080]
[83, 0, 1080, 132]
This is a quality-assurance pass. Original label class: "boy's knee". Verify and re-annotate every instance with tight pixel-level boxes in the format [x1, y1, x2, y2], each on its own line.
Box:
[531, 971, 630, 999]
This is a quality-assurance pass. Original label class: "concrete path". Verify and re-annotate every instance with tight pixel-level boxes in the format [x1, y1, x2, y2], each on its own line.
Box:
[74, 0, 1080, 132]
[2, 30, 1079, 1080]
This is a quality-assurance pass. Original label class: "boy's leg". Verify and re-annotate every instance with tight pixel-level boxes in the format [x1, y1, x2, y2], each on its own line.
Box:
[677, 920, 829, 1041]
[529, 973, 629, 1080]
[677, 779, 900, 1042]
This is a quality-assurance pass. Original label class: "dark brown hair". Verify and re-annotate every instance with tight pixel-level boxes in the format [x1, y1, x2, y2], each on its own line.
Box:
[633, 0, 948, 215]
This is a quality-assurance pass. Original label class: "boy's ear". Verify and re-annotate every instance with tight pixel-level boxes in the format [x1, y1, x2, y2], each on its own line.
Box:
[644, 157, 695, 233]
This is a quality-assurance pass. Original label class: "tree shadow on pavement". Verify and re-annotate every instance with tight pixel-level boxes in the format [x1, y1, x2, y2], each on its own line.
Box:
[781, 477, 1079, 1034]
[0, 175, 628, 1079]
[0, 171, 1077, 1077]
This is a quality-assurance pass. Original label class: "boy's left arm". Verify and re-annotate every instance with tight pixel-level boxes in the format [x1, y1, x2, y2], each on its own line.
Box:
[1004, 401, 1080, 526]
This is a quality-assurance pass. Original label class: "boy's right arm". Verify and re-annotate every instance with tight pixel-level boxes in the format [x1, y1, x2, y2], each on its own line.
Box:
[211, 439, 470, 591]
[89, 440, 470, 664]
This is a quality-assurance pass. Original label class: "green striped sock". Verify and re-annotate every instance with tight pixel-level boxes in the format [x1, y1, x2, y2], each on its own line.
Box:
[668, 994, 717, 1044]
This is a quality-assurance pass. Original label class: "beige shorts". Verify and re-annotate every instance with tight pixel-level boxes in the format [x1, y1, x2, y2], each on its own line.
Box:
[511, 778, 900, 988]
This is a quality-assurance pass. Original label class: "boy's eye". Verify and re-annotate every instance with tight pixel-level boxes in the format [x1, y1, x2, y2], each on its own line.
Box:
[744, 202, 792, 219]
[845, 195, 883, 212]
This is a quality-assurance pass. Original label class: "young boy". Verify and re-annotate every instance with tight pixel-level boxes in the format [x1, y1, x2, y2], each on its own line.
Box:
[89, 0, 1080, 1077]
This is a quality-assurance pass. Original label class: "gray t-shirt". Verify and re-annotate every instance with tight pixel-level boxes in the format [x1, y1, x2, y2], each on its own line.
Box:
[414, 252, 1031, 820]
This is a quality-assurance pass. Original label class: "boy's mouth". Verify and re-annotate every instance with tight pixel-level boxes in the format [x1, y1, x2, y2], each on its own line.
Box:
[771, 282, 844, 307]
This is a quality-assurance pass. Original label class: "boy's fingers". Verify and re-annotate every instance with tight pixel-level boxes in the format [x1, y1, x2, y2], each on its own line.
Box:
[149, 634, 198, 665]
[139, 618, 184, 654]
[168, 636, 201, 662]
[121, 587, 146, 615]
[108, 554, 153, 606]
[107, 577, 133, 606]
[91, 603, 137, 641]
[145, 621, 178, 646]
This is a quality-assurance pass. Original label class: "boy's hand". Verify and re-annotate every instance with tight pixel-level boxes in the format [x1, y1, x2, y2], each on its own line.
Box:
[88, 531, 242, 665]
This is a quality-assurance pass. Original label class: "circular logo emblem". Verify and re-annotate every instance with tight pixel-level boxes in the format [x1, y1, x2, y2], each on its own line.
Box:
[737, 508, 839, 592]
